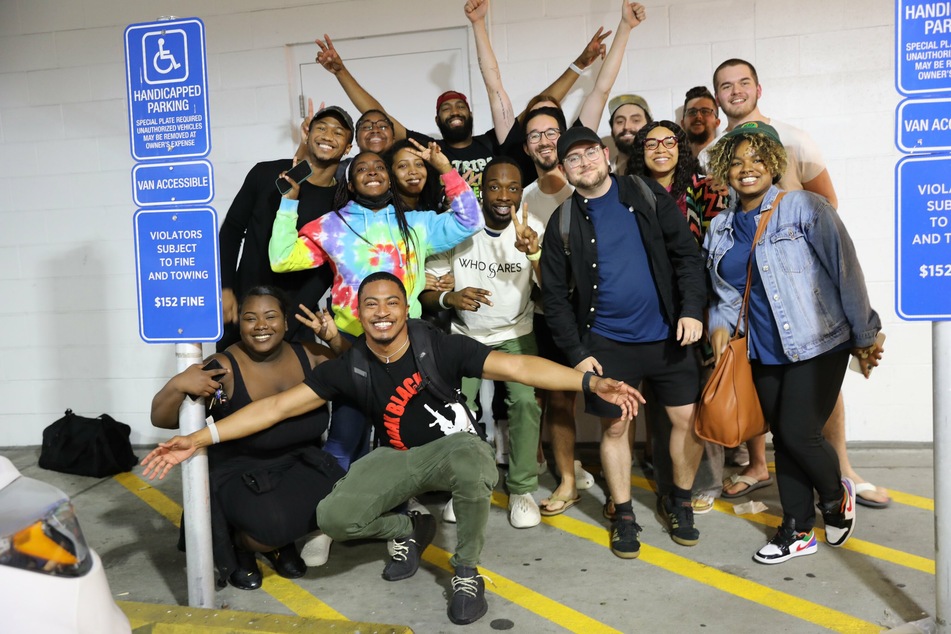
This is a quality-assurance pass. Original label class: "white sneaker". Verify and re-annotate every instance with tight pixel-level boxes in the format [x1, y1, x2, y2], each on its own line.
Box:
[300, 531, 333, 567]
[574, 460, 595, 490]
[508, 493, 541, 528]
[442, 498, 457, 524]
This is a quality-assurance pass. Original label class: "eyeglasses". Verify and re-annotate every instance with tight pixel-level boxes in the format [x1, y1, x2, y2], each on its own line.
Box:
[562, 146, 603, 169]
[358, 120, 391, 132]
[526, 128, 561, 144]
[685, 107, 716, 118]
[643, 136, 678, 151]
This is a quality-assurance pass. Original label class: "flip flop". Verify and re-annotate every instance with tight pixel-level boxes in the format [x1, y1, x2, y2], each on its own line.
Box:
[722, 473, 774, 499]
[855, 482, 891, 509]
[539, 494, 581, 516]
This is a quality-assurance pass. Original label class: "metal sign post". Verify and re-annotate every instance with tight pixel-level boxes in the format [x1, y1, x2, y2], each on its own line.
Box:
[896, 1, 951, 630]
[124, 16, 218, 608]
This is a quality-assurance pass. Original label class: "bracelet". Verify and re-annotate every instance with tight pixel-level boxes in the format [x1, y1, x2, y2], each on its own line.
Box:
[438, 291, 450, 309]
[526, 248, 542, 262]
[569, 62, 584, 75]
[207, 421, 220, 445]
[582, 371, 594, 394]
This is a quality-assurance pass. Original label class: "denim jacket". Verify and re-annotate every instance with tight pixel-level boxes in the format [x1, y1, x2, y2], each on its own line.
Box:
[702, 186, 881, 362]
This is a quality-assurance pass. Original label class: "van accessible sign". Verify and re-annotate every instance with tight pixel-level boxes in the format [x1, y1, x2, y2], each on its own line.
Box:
[124, 18, 210, 160]
[897, 1, 951, 95]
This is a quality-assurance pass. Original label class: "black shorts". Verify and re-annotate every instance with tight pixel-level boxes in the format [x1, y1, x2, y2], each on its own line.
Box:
[533, 313, 569, 366]
[582, 331, 702, 418]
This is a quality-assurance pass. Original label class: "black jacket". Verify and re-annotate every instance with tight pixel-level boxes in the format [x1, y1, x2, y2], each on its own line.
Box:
[539, 174, 706, 367]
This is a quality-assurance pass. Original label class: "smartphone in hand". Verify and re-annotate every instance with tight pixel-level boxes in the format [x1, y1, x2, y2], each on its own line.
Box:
[202, 358, 227, 379]
[276, 161, 313, 195]
[849, 332, 885, 375]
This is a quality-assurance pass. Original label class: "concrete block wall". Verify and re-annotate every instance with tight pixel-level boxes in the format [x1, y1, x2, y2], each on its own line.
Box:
[0, 0, 920, 446]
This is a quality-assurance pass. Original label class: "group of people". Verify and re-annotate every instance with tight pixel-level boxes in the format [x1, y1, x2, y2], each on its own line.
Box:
[143, 0, 887, 626]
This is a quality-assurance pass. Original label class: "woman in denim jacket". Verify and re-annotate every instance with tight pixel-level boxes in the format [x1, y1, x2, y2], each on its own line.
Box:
[702, 122, 884, 565]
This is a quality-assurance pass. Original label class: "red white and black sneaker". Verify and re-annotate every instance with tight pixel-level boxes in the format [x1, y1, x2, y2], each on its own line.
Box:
[753, 520, 818, 564]
[821, 477, 857, 547]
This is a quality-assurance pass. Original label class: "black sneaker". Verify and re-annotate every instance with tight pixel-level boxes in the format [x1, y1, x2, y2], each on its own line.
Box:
[820, 477, 857, 547]
[753, 519, 818, 565]
[228, 546, 262, 591]
[448, 565, 488, 625]
[610, 513, 642, 559]
[382, 511, 437, 581]
[657, 495, 700, 546]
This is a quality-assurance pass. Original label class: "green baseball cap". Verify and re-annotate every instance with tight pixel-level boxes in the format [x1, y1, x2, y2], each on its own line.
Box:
[723, 120, 782, 145]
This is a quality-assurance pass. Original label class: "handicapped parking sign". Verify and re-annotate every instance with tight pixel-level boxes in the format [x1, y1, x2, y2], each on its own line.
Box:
[124, 18, 210, 160]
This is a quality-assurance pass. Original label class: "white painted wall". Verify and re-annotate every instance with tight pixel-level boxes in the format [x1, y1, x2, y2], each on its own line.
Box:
[0, 0, 922, 446]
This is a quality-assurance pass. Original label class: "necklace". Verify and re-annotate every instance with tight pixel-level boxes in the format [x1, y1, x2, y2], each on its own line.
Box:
[367, 336, 410, 364]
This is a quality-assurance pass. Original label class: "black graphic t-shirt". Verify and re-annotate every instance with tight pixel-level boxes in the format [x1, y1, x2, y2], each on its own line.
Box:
[304, 330, 491, 450]
[408, 129, 497, 200]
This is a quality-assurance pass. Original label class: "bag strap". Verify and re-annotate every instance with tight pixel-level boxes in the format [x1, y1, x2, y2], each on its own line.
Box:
[736, 192, 786, 338]
[558, 197, 573, 256]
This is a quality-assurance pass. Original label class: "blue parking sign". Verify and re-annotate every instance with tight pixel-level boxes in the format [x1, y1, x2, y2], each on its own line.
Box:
[125, 18, 210, 160]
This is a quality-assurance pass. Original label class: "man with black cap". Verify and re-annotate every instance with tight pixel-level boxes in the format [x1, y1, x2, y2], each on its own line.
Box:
[217, 105, 354, 350]
[539, 126, 707, 558]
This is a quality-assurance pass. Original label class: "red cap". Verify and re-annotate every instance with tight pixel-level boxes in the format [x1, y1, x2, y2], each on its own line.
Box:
[436, 91, 469, 112]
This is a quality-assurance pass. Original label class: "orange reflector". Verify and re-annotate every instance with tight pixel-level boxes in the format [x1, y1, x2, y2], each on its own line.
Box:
[13, 522, 78, 565]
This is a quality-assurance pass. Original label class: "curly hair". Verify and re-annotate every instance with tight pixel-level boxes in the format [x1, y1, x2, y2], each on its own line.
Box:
[627, 120, 699, 201]
[382, 139, 445, 212]
[706, 132, 787, 186]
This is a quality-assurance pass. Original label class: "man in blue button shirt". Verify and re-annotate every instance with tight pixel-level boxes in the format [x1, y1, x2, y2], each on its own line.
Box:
[539, 126, 707, 558]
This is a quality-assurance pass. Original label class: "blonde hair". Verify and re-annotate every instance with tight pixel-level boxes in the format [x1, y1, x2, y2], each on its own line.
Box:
[707, 133, 787, 186]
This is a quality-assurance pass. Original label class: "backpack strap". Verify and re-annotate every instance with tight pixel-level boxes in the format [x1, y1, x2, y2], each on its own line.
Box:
[630, 174, 657, 215]
[348, 339, 373, 416]
[558, 197, 574, 256]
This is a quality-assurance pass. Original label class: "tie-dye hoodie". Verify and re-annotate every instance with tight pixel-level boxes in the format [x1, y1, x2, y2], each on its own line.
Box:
[269, 170, 483, 336]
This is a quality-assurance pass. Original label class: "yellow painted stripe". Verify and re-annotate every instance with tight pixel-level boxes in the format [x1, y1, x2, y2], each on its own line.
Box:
[422, 539, 621, 634]
[114, 472, 183, 527]
[630, 475, 936, 575]
[889, 490, 934, 511]
[114, 472, 348, 620]
[510, 493, 881, 634]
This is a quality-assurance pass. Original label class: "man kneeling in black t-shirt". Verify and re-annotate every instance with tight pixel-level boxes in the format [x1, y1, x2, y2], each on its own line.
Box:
[142, 272, 643, 626]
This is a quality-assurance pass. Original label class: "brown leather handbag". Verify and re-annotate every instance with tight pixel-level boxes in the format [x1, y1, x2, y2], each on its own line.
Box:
[695, 194, 784, 448]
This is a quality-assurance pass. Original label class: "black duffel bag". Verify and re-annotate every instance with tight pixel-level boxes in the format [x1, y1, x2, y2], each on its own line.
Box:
[39, 409, 138, 478]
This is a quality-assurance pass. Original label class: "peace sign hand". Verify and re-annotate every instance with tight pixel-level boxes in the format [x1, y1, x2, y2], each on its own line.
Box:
[407, 138, 453, 174]
[512, 202, 539, 257]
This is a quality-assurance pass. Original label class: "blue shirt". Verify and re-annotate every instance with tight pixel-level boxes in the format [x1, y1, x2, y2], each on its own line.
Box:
[587, 179, 669, 343]
[717, 206, 787, 364]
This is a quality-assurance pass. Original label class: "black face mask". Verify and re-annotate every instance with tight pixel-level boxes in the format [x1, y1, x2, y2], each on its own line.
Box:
[352, 189, 393, 210]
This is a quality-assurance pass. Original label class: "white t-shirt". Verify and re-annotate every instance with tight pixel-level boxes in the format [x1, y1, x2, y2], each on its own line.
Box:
[426, 219, 545, 346]
[522, 179, 573, 227]
[698, 118, 827, 192]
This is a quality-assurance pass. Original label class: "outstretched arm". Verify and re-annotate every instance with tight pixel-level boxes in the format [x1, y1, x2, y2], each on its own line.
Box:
[517, 28, 612, 124]
[481, 350, 645, 419]
[578, 1, 646, 129]
[465, 0, 516, 144]
[314, 34, 410, 140]
[141, 383, 326, 480]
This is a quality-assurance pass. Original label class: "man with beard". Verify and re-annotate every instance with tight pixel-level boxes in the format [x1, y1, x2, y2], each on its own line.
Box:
[680, 86, 720, 158]
[311, 2, 611, 198]
[706, 58, 890, 509]
[142, 271, 643, 626]
[607, 93, 653, 175]
[540, 126, 707, 558]
[217, 105, 353, 350]
[421, 158, 546, 529]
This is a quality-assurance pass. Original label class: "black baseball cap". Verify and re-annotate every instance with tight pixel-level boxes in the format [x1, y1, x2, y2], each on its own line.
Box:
[313, 105, 354, 132]
[556, 126, 603, 161]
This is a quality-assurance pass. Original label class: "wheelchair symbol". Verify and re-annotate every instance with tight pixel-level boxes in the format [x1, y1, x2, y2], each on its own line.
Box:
[153, 38, 181, 74]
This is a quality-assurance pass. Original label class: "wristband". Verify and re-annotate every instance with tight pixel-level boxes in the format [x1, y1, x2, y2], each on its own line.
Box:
[438, 291, 451, 309]
[207, 421, 220, 445]
[569, 62, 584, 75]
[582, 371, 594, 394]
[526, 248, 542, 262]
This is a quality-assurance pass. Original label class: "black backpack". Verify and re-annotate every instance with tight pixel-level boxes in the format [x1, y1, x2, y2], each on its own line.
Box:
[558, 173, 656, 256]
[347, 319, 485, 440]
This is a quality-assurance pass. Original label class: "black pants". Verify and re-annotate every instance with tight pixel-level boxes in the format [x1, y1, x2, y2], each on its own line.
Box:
[752, 350, 849, 531]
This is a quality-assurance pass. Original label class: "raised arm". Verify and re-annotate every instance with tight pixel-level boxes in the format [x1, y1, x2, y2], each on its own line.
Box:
[516, 29, 612, 124]
[315, 34, 411, 140]
[578, 1, 646, 129]
[142, 383, 326, 480]
[465, 0, 516, 144]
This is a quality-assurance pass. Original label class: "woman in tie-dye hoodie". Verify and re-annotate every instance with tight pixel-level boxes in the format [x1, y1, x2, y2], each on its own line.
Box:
[269, 141, 484, 338]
